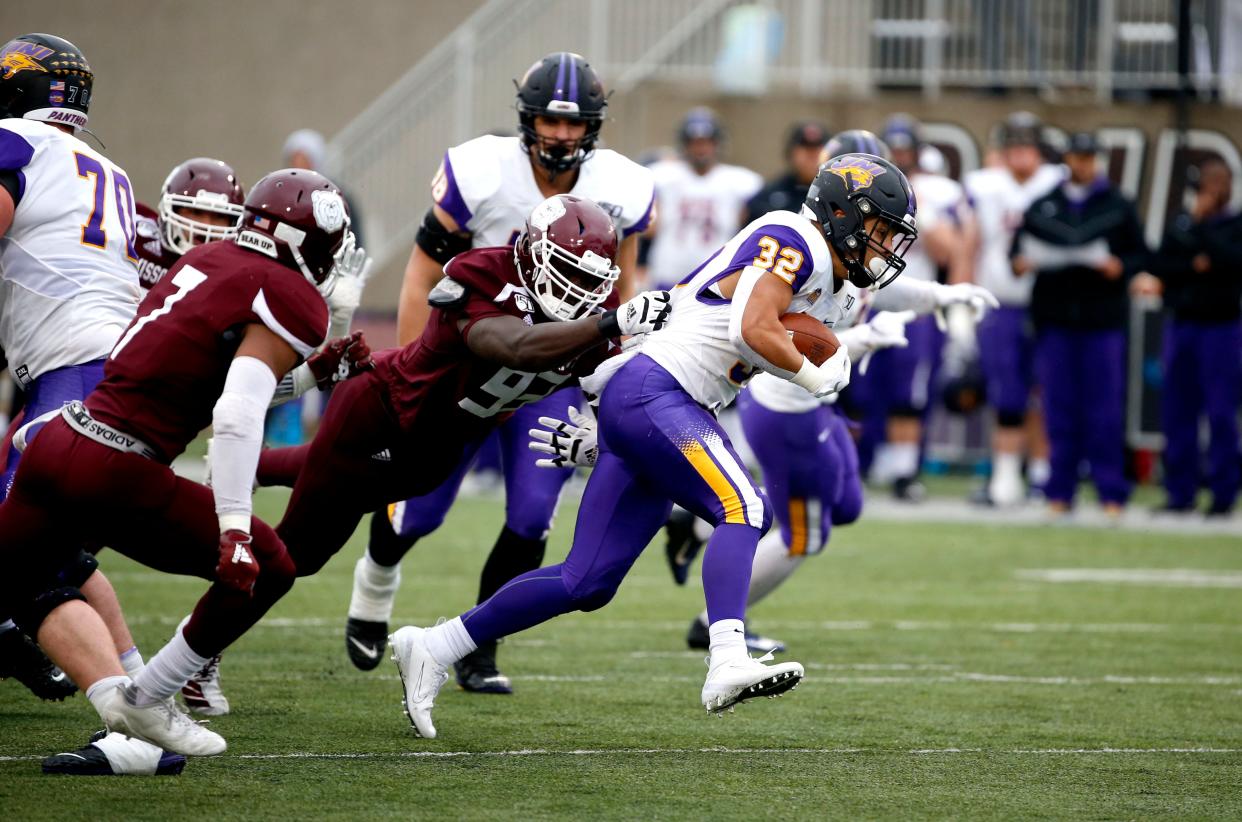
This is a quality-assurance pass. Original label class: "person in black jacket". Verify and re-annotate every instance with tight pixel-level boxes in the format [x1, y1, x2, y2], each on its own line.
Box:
[743, 121, 830, 222]
[1149, 158, 1242, 516]
[1012, 132, 1148, 516]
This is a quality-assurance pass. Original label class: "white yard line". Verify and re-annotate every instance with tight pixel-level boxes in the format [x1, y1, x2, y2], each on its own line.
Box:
[1016, 568, 1242, 588]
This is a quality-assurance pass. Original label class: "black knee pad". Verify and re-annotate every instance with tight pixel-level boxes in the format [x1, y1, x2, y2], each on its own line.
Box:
[64, 549, 100, 588]
[13, 586, 87, 637]
[996, 409, 1027, 428]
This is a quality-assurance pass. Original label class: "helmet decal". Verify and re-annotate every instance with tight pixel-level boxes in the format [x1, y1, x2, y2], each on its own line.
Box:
[0, 50, 48, 78]
[311, 190, 347, 233]
[529, 195, 567, 230]
[826, 157, 887, 192]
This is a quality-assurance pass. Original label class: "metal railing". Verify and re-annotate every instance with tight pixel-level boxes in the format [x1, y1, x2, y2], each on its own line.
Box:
[329, 0, 1230, 269]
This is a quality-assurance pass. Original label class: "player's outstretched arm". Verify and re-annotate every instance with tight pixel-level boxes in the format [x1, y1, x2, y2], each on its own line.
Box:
[397, 205, 470, 345]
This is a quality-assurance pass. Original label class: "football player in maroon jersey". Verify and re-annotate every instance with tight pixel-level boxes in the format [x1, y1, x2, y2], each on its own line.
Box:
[0, 168, 373, 756]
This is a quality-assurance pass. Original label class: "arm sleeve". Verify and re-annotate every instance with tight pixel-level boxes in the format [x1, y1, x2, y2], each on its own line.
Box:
[211, 356, 277, 532]
[872, 276, 940, 314]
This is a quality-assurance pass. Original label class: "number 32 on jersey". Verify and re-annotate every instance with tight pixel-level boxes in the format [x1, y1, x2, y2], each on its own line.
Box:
[751, 236, 803, 286]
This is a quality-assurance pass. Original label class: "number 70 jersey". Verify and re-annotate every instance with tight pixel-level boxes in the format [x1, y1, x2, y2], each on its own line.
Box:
[0, 119, 141, 385]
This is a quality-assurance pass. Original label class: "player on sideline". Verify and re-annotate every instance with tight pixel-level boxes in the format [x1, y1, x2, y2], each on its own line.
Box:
[389, 154, 918, 739]
[0, 168, 372, 756]
[343, 51, 655, 694]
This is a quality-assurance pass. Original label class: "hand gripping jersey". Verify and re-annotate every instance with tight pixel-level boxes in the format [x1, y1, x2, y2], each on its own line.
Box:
[431, 135, 655, 248]
[617, 211, 835, 413]
[0, 118, 141, 386]
[645, 159, 763, 290]
[86, 241, 328, 462]
[901, 172, 970, 284]
[963, 163, 1062, 306]
[133, 201, 180, 289]
[374, 246, 618, 442]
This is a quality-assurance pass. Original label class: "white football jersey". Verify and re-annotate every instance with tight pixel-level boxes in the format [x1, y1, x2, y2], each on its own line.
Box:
[963, 163, 1062, 306]
[432, 135, 655, 249]
[597, 211, 837, 412]
[0, 119, 140, 385]
[645, 159, 763, 290]
[902, 173, 969, 283]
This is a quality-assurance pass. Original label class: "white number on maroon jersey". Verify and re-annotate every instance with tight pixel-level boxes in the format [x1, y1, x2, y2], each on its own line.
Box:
[459, 367, 573, 417]
[111, 265, 208, 358]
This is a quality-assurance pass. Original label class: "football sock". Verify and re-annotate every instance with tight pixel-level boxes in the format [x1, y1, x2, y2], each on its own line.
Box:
[869, 443, 899, 484]
[477, 526, 547, 604]
[889, 442, 920, 480]
[119, 646, 145, 678]
[0, 619, 15, 635]
[86, 674, 131, 715]
[460, 564, 577, 647]
[367, 509, 418, 567]
[1028, 458, 1051, 488]
[700, 523, 760, 623]
[131, 627, 210, 706]
[707, 618, 749, 669]
[990, 452, 1023, 500]
[423, 616, 477, 667]
[92, 730, 163, 774]
[695, 531, 806, 624]
[349, 555, 401, 622]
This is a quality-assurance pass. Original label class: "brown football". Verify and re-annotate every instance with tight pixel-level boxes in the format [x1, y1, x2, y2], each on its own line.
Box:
[780, 313, 840, 366]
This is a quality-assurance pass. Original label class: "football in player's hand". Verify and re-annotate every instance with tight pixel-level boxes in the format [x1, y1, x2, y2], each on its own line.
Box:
[780, 313, 839, 366]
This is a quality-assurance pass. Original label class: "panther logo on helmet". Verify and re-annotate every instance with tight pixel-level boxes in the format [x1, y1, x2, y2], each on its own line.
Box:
[0, 51, 46, 78]
[827, 156, 887, 192]
[311, 189, 346, 233]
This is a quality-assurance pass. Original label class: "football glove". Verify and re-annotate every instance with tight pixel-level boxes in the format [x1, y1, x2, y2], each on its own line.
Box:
[789, 344, 851, 398]
[599, 291, 671, 338]
[841, 310, 915, 375]
[529, 405, 598, 469]
[216, 529, 259, 596]
[327, 232, 373, 336]
[306, 331, 374, 389]
[932, 283, 999, 330]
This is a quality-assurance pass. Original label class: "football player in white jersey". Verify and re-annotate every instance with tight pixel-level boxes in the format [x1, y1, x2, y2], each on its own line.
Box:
[0, 32, 187, 776]
[963, 112, 1064, 506]
[343, 52, 656, 694]
[645, 108, 762, 290]
[388, 154, 921, 738]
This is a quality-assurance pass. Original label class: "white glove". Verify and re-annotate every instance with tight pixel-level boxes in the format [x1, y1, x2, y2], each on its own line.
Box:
[844, 310, 915, 375]
[604, 290, 671, 337]
[327, 231, 373, 337]
[529, 405, 599, 469]
[932, 282, 999, 330]
[789, 345, 851, 398]
[944, 302, 980, 358]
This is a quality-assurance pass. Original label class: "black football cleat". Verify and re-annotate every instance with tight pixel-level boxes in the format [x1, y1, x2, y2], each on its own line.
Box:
[345, 617, 389, 671]
[686, 617, 787, 655]
[0, 628, 77, 701]
[664, 508, 704, 586]
[453, 642, 513, 694]
[42, 730, 186, 776]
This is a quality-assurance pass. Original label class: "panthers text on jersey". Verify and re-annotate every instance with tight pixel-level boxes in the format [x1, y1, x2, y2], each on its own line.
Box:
[963, 163, 1063, 306]
[374, 245, 618, 449]
[645, 159, 763, 290]
[87, 240, 328, 462]
[133, 201, 180, 289]
[431, 135, 654, 249]
[0, 118, 140, 386]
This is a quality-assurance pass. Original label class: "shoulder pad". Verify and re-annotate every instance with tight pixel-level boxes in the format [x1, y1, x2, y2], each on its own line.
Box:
[428, 276, 468, 309]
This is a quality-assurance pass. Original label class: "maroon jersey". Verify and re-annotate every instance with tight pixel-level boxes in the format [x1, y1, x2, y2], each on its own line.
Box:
[87, 240, 328, 462]
[374, 246, 618, 442]
[134, 202, 181, 290]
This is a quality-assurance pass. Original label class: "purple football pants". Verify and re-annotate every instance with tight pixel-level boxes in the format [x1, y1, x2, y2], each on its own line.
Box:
[459, 355, 771, 645]
[1034, 327, 1130, 506]
[1, 359, 106, 503]
[737, 392, 863, 556]
[388, 387, 578, 542]
[977, 305, 1035, 420]
[1161, 319, 1241, 510]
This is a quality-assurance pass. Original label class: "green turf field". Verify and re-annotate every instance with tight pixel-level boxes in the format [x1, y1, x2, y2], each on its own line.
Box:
[2, 487, 1239, 820]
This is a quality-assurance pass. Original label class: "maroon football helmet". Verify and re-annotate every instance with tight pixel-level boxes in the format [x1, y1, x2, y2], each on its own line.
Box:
[158, 157, 246, 255]
[235, 168, 350, 295]
[514, 194, 619, 321]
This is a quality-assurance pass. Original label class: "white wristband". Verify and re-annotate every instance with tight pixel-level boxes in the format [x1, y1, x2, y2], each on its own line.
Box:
[218, 513, 250, 533]
[788, 357, 822, 392]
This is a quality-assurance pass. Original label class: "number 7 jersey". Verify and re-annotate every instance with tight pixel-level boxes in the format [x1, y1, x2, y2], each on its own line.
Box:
[0, 118, 141, 385]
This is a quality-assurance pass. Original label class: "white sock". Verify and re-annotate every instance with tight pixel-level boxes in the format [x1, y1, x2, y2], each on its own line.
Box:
[747, 530, 806, 607]
[131, 627, 210, 706]
[869, 443, 898, 484]
[888, 442, 920, 480]
[691, 516, 714, 544]
[0, 619, 16, 634]
[1028, 458, 1051, 486]
[707, 618, 749, 669]
[348, 555, 402, 622]
[423, 617, 476, 667]
[119, 646, 145, 678]
[92, 731, 163, 775]
[86, 674, 132, 717]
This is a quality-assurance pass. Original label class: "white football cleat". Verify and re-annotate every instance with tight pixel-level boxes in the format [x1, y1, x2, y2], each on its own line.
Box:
[181, 655, 229, 716]
[988, 471, 1025, 508]
[390, 626, 449, 739]
[701, 653, 804, 714]
[96, 683, 226, 756]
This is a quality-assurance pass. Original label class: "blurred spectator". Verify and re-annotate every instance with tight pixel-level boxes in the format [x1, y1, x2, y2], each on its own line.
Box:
[1149, 158, 1242, 516]
[282, 128, 364, 246]
[644, 108, 762, 290]
[744, 121, 830, 222]
[1013, 132, 1147, 516]
[962, 113, 1063, 506]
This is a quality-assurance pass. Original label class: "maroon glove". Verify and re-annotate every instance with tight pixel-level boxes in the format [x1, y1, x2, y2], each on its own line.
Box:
[306, 331, 374, 389]
[217, 529, 259, 596]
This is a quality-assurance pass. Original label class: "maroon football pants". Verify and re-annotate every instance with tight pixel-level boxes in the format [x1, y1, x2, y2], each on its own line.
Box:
[0, 416, 296, 656]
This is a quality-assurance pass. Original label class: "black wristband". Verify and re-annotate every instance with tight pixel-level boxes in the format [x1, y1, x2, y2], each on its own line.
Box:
[598, 309, 621, 339]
